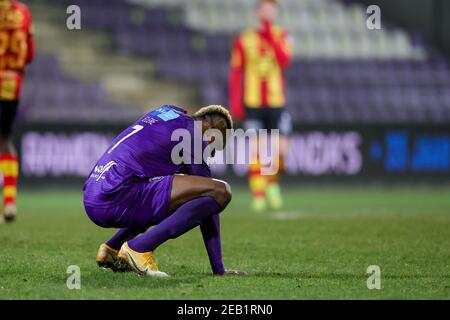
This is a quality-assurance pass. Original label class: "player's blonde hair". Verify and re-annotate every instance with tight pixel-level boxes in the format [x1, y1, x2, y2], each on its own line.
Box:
[193, 105, 234, 130]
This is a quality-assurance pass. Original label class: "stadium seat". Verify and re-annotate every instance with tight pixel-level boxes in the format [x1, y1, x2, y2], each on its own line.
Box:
[29, 0, 450, 123]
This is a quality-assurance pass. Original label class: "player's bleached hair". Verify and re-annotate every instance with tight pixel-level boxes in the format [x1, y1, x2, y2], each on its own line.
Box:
[193, 105, 234, 130]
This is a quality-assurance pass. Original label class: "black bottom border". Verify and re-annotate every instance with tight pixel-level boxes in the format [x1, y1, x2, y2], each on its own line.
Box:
[0, 300, 447, 318]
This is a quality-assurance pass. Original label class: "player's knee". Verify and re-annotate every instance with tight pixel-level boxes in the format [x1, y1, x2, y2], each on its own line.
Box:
[211, 180, 232, 208]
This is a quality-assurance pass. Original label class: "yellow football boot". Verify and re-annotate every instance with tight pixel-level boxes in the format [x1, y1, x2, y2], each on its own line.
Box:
[266, 183, 283, 210]
[96, 243, 131, 272]
[3, 204, 17, 223]
[251, 196, 267, 213]
[117, 242, 168, 277]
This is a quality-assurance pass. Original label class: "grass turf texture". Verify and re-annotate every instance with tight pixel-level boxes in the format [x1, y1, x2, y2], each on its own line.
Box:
[1, 187, 450, 299]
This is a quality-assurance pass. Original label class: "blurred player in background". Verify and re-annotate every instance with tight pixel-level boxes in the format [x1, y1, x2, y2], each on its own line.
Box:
[0, 0, 34, 223]
[229, 0, 292, 212]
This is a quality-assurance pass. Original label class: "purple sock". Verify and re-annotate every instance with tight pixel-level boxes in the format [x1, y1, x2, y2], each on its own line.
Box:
[106, 226, 147, 250]
[128, 196, 222, 253]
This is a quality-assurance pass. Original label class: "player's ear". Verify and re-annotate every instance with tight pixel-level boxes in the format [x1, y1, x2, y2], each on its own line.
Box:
[202, 117, 212, 131]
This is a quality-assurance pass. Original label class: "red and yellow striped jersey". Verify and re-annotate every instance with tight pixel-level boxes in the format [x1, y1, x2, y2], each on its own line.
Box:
[0, 0, 35, 101]
[229, 22, 292, 120]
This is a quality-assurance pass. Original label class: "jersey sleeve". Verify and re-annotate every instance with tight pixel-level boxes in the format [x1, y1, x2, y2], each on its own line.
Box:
[183, 141, 212, 178]
[184, 162, 211, 178]
[26, 15, 35, 64]
[21, 4, 35, 64]
[229, 36, 245, 121]
[180, 121, 223, 274]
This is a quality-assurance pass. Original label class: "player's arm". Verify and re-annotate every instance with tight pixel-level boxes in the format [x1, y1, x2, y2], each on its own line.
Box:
[229, 36, 245, 122]
[25, 6, 35, 64]
[26, 29, 35, 64]
[184, 160, 212, 178]
[182, 131, 245, 276]
[187, 168, 244, 275]
[179, 138, 225, 274]
[200, 214, 224, 274]
[179, 130, 244, 276]
[263, 21, 292, 68]
[184, 162, 225, 274]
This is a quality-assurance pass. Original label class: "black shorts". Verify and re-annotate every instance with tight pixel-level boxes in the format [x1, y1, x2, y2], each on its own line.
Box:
[244, 107, 292, 135]
[0, 100, 19, 138]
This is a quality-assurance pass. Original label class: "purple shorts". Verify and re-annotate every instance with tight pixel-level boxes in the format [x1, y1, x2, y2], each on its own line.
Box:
[84, 175, 174, 229]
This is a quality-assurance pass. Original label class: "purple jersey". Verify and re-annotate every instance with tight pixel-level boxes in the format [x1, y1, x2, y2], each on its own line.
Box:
[83, 105, 211, 207]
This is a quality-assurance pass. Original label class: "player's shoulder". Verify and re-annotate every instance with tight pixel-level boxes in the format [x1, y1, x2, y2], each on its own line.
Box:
[141, 105, 193, 128]
[237, 28, 260, 45]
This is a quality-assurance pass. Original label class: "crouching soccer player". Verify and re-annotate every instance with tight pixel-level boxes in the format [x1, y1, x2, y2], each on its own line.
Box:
[83, 105, 245, 277]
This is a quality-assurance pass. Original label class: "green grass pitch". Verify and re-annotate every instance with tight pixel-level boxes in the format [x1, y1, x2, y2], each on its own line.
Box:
[1, 187, 450, 299]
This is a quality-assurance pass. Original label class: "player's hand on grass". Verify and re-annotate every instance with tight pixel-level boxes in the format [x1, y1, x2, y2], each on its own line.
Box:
[223, 268, 247, 276]
[213, 268, 246, 276]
